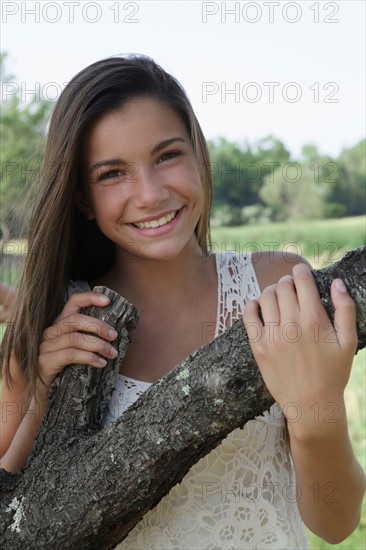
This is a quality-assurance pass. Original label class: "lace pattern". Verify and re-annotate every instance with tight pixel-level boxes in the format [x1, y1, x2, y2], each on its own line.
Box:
[215, 252, 262, 337]
[103, 375, 162, 426]
[68, 252, 309, 550]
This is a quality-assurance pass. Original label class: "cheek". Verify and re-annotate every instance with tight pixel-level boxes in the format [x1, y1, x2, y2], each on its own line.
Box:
[91, 188, 128, 218]
[179, 174, 204, 214]
[185, 162, 204, 200]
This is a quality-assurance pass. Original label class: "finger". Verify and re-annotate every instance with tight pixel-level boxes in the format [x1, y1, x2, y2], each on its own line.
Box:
[44, 312, 118, 342]
[258, 284, 280, 325]
[292, 263, 324, 315]
[243, 299, 264, 345]
[274, 275, 300, 320]
[40, 332, 118, 360]
[330, 279, 357, 352]
[56, 291, 110, 321]
[39, 348, 110, 373]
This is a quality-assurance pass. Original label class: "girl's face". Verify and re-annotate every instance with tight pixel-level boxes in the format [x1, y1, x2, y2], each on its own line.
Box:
[80, 97, 204, 262]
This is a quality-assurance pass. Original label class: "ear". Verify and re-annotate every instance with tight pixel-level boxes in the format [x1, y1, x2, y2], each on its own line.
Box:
[75, 188, 95, 220]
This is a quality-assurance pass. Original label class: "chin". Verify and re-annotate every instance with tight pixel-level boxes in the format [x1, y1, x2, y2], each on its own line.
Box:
[127, 241, 191, 263]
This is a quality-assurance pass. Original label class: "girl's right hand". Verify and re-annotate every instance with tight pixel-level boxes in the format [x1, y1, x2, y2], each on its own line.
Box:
[37, 291, 118, 393]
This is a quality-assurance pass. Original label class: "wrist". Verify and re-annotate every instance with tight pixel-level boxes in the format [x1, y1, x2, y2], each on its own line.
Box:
[35, 376, 52, 404]
[285, 396, 348, 445]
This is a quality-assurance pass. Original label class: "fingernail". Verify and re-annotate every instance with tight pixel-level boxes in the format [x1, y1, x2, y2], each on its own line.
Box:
[278, 275, 293, 283]
[98, 357, 107, 366]
[335, 279, 347, 293]
[99, 295, 110, 304]
[109, 328, 118, 339]
[109, 347, 118, 358]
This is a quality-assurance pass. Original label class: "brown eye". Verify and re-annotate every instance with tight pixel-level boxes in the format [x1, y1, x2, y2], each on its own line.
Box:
[100, 169, 126, 182]
[158, 151, 181, 163]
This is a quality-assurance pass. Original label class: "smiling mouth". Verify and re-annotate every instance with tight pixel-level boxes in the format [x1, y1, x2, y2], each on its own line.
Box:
[132, 209, 179, 229]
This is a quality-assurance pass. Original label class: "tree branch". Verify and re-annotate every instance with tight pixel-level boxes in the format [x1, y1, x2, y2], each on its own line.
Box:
[1, 246, 365, 549]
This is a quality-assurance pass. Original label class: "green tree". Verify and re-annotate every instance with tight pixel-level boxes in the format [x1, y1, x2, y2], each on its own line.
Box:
[324, 139, 366, 217]
[253, 135, 291, 168]
[208, 135, 291, 225]
[259, 150, 329, 222]
[300, 143, 321, 163]
[0, 53, 51, 236]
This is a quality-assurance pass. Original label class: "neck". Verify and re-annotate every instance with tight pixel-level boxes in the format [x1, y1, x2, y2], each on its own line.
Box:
[106, 239, 214, 312]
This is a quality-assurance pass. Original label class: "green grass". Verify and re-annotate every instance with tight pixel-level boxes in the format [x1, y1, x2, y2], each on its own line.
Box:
[211, 216, 365, 268]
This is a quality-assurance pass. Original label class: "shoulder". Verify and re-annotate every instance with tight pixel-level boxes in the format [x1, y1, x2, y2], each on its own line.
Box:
[251, 251, 312, 293]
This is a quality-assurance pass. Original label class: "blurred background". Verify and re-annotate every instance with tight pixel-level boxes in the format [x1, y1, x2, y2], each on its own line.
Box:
[0, 2, 365, 547]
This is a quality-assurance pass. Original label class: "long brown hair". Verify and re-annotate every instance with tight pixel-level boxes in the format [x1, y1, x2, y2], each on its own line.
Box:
[1, 55, 213, 403]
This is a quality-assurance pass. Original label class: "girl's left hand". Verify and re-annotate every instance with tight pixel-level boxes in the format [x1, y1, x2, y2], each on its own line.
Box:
[243, 263, 358, 440]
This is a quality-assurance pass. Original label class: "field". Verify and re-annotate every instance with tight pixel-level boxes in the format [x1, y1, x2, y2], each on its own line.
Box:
[1, 216, 365, 548]
[211, 216, 365, 269]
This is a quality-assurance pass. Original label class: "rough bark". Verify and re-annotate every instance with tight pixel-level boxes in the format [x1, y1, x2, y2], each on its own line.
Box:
[0, 246, 365, 549]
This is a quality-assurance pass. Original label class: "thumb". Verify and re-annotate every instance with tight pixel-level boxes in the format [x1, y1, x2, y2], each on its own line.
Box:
[330, 279, 357, 352]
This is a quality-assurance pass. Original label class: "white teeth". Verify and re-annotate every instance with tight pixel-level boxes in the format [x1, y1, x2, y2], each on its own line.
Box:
[133, 210, 177, 229]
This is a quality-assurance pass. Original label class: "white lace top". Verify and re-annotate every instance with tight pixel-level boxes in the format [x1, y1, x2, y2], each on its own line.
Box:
[69, 252, 309, 550]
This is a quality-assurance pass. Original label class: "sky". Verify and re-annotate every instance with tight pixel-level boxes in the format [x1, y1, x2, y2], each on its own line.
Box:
[1, 0, 365, 158]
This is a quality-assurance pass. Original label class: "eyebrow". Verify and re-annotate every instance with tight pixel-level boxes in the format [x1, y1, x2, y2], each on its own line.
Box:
[88, 137, 186, 175]
[88, 159, 125, 175]
[151, 137, 186, 156]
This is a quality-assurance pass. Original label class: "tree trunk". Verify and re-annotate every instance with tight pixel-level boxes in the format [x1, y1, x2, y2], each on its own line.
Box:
[1, 246, 365, 549]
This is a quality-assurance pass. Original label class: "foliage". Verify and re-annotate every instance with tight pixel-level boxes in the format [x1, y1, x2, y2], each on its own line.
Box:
[208, 136, 365, 226]
[328, 139, 366, 218]
[0, 53, 51, 236]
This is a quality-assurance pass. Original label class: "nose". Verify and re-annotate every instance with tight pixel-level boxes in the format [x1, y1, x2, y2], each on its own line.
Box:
[133, 167, 169, 208]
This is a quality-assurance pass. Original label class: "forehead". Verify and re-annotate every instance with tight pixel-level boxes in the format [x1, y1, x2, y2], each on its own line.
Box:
[84, 97, 188, 160]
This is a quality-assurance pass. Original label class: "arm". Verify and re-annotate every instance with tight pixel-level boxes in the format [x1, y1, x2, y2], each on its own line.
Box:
[0, 291, 118, 473]
[244, 258, 366, 542]
[288, 397, 365, 542]
[0, 362, 49, 472]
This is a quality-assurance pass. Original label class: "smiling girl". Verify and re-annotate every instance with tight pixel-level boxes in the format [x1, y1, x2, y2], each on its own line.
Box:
[0, 55, 364, 549]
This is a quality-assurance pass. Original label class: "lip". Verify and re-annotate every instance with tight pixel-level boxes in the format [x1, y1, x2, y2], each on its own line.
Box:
[131, 208, 180, 224]
[128, 207, 184, 236]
